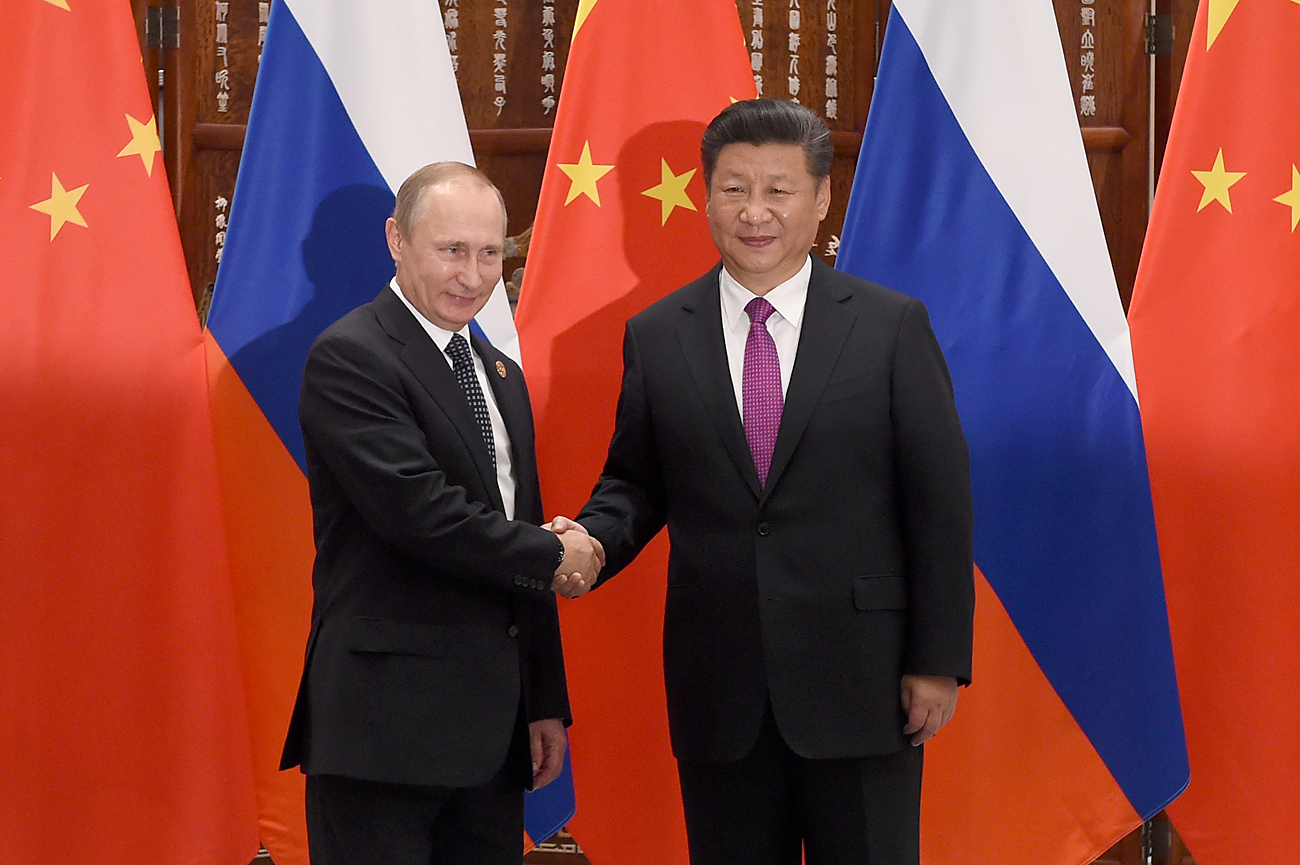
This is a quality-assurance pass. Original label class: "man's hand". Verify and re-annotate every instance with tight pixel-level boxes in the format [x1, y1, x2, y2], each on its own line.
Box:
[901, 674, 959, 746]
[529, 718, 568, 789]
[546, 516, 603, 598]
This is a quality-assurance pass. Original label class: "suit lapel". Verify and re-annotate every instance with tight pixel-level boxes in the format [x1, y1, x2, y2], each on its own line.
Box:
[372, 288, 505, 512]
[476, 334, 536, 517]
[764, 261, 855, 497]
[676, 268, 764, 499]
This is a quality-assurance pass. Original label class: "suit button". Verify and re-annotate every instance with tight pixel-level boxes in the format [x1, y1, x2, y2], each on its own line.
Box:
[513, 575, 524, 586]
[757, 522, 770, 536]
[508, 625, 519, 638]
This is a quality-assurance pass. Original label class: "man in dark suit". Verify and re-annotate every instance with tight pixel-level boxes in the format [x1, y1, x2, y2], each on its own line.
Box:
[555, 99, 975, 865]
[280, 162, 602, 865]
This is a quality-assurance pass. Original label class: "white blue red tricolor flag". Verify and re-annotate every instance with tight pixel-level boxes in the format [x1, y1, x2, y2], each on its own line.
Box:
[205, 2, 572, 862]
[837, 2, 1189, 863]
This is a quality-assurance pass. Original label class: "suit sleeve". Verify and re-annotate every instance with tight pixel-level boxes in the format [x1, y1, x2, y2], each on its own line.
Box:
[300, 329, 562, 594]
[577, 321, 669, 581]
[891, 298, 976, 685]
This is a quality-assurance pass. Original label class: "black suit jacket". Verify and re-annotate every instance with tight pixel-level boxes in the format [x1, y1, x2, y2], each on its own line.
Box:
[579, 259, 974, 763]
[281, 286, 569, 789]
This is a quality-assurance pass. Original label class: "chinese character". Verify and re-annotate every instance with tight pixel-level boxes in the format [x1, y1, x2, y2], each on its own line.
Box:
[215, 230, 226, 247]
[542, 51, 555, 71]
[827, 0, 836, 7]
[215, 213, 227, 229]
[446, 30, 457, 52]
[216, 23, 227, 43]
[826, 11, 836, 31]
[542, 95, 557, 114]
[789, 9, 800, 28]
[1081, 51, 1094, 72]
[494, 95, 506, 115]
[494, 74, 506, 93]
[215, 196, 228, 211]
[216, 90, 230, 111]
[827, 33, 837, 48]
[788, 32, 800, 52]
[1082, 72, 1094, 92]
[450, 55, 458, 73]
[752, 29, 763, 50]
[789, 55, 799, 75]
[754, 74, 764, 96]
[493, 53, 508, 73]
[215, 246, 223, 264]
[541, 73, 555, 92]
[788, 75, 800, 96]
[1081, 30, 1094, 49]
[259, 1, 269, 23]
[444, 9, 458, 29]
[543, 28, 554, 48]
[1079, 94, 1096, 116]
[215, 68, 230, 88]
[825, 98, 837, 119]
[542, 5, 555, 25]
[1081, 8, 1095, 25]
[825, 77, 837, 98]
[215, 2, 228, 22]
[494, 30, 507, 50]
[825, 55, 837, 75]
[494, 7, 507, 26]
[217, 45, 228, 64]
[258, 24, 266, 45]
[752, 52, 763, 72]
[825, 235, 840, 257]
[753, 6, 763, 27]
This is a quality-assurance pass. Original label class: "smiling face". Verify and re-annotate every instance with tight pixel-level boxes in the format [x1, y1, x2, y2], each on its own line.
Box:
[386, 179, 505, 331]
[705, 142, 831, 296]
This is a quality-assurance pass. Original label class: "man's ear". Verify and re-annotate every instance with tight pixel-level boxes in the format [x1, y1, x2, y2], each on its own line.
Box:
[384, 217, 403, 264]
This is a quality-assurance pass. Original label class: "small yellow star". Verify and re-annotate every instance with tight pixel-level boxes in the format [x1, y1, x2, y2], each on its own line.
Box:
[1191, 149, 1246, 213]
[30, 173, 89, 240]
[117, 113, 162, 176]
[1207, 0, 1241, 49]
[641, 159, 698, 225]
[41, 0, 71, 9]
[557, 141, 615, 206]
[1273, 165, 1300, 232]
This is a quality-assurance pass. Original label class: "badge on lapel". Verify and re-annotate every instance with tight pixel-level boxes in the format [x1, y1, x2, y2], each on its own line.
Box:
[495, 361, 507, 379]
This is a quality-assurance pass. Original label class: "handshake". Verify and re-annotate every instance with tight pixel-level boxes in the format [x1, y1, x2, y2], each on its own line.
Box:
[545, 516, 603, 599]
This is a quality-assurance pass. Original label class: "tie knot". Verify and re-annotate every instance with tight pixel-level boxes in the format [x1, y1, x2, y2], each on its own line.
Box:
[745, 297, 776, 326]
[446, 332, 472, 365]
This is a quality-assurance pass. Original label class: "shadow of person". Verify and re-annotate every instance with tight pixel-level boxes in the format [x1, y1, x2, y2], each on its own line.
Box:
[224, 182, 396, 470]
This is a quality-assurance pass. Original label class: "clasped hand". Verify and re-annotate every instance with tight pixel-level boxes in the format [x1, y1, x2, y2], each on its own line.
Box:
[546, 516, 603, 598]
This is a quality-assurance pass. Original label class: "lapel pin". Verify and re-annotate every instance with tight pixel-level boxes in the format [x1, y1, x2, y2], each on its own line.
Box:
[495, 360, 507, 379]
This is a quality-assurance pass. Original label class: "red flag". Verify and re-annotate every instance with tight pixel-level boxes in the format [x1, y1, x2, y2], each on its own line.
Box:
[0, 3, 259, 864]
[514, 1, 754, 861]
[1128, 4, 1300, 865]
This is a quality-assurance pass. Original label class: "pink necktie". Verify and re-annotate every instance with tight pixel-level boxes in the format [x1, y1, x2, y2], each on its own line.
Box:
[743, 297, 783, 486]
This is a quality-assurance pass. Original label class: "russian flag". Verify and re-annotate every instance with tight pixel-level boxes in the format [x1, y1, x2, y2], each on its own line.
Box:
[205, 1, 572, 860]
[837, 2, 1189, 863]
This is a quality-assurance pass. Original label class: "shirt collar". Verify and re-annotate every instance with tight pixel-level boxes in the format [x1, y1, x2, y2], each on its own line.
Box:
[718, 256, 812, 331]
[390, 278, 469, 354]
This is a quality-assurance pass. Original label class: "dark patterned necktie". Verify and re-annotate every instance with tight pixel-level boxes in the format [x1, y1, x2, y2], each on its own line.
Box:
[742, 297, 783, 486]
[446, 333, 496, 468]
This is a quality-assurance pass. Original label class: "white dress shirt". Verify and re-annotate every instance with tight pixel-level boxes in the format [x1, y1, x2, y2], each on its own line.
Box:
[718, 256, 811, 415]
[390, 279, 517, 519]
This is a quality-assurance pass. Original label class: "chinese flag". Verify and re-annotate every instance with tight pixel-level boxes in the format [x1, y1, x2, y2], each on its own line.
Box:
[0, 3, 259, 864]
[1128, 3, 1300, 865]
[513, 0, 754, 862]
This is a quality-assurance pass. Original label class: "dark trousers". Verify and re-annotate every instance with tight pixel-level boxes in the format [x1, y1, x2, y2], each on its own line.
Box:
[677, 705, 923, 865]
[305, 767, 524, 865]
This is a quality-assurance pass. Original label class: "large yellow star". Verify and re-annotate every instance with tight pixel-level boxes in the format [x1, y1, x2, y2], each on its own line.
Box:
[641, 159, 698, 225]
[1273, 165, 1300, 232]
[41, 0, 71, 9]
[30, 173, 89, 240]
[1207, 0, 1241, 49]
[557, 141, 614, 206]
[1191, 149, 1246, 213]
[117, 113, 162, 176]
